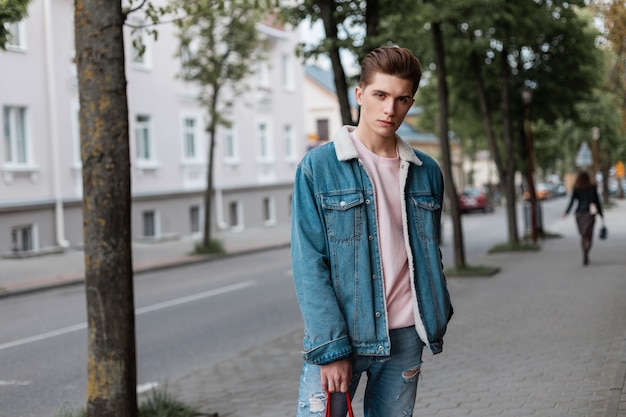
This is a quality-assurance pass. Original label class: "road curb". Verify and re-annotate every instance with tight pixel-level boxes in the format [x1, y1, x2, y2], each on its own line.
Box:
[0, 243, 290, 300]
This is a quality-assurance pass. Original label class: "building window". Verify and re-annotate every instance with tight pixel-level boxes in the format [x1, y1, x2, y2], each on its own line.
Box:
[179, 44, 192, 78]
[4, 21, 26, 51]
[262, 197, 276, 225]
[3, 106, 29, 165]
[284, 124, 297, 161]
[281, 54, 294, 92]
[142, 210, 156, 238]
[256, 60, 270, 88]
[11, 224, 35, 252]
[182, 116, 198, 160]
[131, 19, 151, 68]
[228, 201, 242, 229]
[135, 114, 155, 163]
[316, 118, 329, 142]
[223, 125, 239, 164]
[190, 205, 200, 234]
[257, 120, 274, 162]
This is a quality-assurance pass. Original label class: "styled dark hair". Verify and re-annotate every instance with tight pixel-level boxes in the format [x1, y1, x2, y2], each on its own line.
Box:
[574, 171, 594, 190]
[359, 46, 422, 96]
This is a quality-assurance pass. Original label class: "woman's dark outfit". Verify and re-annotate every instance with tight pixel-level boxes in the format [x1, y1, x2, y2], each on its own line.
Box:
[564, 186, 603, 265]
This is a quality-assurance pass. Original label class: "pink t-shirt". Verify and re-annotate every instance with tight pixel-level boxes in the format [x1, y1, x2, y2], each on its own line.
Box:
[351, 134, 414, 329]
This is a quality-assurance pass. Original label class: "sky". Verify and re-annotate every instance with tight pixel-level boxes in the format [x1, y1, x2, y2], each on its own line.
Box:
[297, 18, 360, 75]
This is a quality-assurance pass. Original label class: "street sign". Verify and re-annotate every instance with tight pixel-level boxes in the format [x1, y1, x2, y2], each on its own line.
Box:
[616, 161, 625, 179]
[575, 142, 593, 168]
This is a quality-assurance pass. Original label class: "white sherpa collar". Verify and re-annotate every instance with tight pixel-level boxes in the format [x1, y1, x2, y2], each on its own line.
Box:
[333, 125, 423, 166]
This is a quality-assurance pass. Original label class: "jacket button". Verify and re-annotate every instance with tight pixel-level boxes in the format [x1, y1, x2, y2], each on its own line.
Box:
[340, 201, 346, 207]
[372, 274, 377, 279]
[378, 346, 384, 351]
[375, 312, 381, 317]
[368, 235, 373, 240]
[365, 199, 371, 204]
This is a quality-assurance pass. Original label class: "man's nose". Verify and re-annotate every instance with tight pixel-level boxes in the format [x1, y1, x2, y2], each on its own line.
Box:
[383, 99, 396, 115]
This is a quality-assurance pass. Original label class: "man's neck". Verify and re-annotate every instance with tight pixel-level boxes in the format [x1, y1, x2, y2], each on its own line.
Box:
[353, 127, 398, 158]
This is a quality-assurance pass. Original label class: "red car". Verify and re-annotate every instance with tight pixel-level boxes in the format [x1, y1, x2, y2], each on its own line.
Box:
[458, 187, 494, 213]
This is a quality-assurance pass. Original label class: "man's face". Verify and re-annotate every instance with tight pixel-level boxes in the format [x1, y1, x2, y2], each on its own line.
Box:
[355, 72, 415, 140]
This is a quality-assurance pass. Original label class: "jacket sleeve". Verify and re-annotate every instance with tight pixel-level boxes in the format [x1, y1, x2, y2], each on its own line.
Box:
[593, 188, 604, 217]
[564, 190, 576, 214]
[290, 161, 352, 365]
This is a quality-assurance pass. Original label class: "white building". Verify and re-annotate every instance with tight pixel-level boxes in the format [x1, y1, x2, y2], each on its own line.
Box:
[0, 0, 305, 256]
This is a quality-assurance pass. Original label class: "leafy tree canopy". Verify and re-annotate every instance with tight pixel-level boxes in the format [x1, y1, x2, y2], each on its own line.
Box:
[0, 0, 31, 49]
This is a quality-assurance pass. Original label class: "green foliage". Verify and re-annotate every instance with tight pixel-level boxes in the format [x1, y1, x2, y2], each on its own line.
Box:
[172, 0, 269, 128]
[193, 239, 225, 255]
[170, 0, 272, 246]
[280, 0, 365, 62]
[53, 407, 87, 417]
[122, 0, 178, 63]
[0, 0, 32, 50]
[281, 0, 605, 173]
[412, 0, 602, 181]
[138, 386, 200, 417]
[444, 265, 501, 277]
[575, 88, 626, 166]
[54, 385, 203, 417]
[488, 241, 541, 253]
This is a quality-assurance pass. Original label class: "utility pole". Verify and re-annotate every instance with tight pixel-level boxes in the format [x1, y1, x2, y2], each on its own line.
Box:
[591, 127, 599, 179]
[521, 87, 538, 244]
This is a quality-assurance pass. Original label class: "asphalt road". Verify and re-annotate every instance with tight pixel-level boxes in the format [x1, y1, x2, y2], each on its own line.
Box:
[0, 249, 301, 417]
[0, 196, 568, 417]
[440, 195, 567, 264]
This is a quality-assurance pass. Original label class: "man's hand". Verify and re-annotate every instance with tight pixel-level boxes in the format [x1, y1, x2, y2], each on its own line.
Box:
[320, 358, 352, 393]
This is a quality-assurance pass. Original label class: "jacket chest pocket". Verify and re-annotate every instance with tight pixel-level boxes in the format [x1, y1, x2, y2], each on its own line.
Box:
[409, 195, 441, 239]
[321, 192, 365, 242]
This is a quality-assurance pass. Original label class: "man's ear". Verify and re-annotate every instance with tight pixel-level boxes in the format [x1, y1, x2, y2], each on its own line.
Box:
[355, 86, 363, 106]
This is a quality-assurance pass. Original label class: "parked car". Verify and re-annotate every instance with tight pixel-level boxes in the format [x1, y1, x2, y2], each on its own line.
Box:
[458, 187, 494, 213]
[552, 183, 567, 197]
[523, 183, 554, 200]
[535, 183, 554, 200]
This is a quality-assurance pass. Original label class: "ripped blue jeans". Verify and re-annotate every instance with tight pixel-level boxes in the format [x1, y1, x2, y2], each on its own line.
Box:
[296, 326, 424, 417]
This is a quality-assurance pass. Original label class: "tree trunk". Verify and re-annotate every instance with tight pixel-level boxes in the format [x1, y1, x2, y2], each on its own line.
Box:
[317, 0, 355, 125]
[202, 88, 220, 249]
[203, 128, 216, 248]
[75, 1, 137, 416]
[499, 45, 520, 245]
[468, 46, 505, 191]
[432, 22, 466, 269]
[363, 0, 379, 53]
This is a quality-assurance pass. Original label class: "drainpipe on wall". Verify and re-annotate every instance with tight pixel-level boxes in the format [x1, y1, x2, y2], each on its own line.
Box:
[43, 0, 69, 248]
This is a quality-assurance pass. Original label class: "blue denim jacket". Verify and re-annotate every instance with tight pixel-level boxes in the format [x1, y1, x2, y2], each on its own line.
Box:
[291, 126, 453, 365]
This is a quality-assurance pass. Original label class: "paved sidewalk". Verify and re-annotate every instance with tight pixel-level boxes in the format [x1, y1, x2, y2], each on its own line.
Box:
[1, 201, 625, 417]
[167, 201, 626, 417]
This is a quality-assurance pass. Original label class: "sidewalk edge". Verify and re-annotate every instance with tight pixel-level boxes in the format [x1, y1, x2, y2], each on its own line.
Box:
[0, 243, 290, 300]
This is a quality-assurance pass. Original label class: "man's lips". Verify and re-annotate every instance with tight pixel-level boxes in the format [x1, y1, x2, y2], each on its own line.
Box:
[379, 119, 395, 127]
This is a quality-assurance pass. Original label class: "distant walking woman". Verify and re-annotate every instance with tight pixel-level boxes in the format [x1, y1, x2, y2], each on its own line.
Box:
[562, 171, 604, 265]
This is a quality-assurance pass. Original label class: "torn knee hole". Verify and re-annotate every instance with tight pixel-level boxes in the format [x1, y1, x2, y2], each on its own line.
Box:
[402, 366, 421, 381]
[305, 391, 327, 413]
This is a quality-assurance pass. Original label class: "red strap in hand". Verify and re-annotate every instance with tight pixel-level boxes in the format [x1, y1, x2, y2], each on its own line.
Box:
[325, 389, 354, 417]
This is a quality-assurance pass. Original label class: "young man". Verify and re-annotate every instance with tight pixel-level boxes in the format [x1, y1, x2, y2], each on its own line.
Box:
[291, 46, 453, 417]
